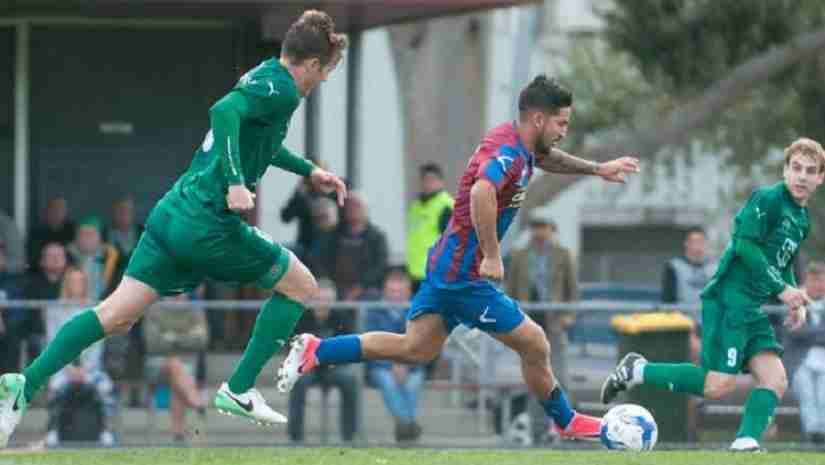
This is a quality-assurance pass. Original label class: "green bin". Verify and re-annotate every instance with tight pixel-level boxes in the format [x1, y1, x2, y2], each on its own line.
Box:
[612, 312, 695, 443]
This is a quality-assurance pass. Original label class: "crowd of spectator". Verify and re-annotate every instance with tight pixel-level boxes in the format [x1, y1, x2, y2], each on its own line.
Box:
[0, 195, 211, 446]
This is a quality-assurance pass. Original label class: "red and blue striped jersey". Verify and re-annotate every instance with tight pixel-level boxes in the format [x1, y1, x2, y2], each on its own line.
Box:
[427, 121, 535, 288]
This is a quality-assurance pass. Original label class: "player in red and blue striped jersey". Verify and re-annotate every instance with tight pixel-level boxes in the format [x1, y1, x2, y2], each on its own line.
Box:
[428, 121, 535, 288]
[278, 75, 640, 441]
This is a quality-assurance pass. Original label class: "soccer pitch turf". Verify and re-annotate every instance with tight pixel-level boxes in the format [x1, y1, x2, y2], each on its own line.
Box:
[2, 448, 825, 465]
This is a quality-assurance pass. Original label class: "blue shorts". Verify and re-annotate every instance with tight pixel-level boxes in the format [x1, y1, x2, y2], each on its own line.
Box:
[407, 280, 525, 334]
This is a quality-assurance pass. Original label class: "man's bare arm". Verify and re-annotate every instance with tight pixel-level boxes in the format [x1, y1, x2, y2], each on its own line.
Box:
[535, 148, 600, 175]
[470, 179, 501, 259]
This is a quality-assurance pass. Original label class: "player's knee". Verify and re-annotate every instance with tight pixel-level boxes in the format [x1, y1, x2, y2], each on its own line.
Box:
[764, 373, 788, 399]
[520, 325, 550, 364]
[295, 273, 319, 302]
[704, 373, 737, 400]
[532, 336, 551, 363]
[403, 340, 440, 364]
[281, 271, 318, 303]
[102, 314, 137, 336]
[772, 379, 788, 399]
[412, 349, 439, 364]
[96, 305, 134, 336]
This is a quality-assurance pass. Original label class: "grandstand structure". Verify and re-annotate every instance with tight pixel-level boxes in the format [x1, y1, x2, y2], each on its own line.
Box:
[1, 0, 534, 240]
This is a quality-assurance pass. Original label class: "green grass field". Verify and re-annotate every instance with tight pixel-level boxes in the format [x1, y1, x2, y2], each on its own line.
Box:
[2, 448, 825, 465]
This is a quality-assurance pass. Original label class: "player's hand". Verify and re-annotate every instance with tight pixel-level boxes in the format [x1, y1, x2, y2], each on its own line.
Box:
[226, 184, 256, 212]
[596, 156, 640, 183]
[310, 168, 348, 206]
[785, 305, 808, 332]
[778, 286, 811, 310]
[479, 255, 504, 282]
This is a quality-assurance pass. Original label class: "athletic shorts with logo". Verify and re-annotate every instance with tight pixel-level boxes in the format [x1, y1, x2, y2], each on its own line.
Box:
[125, 193, 290, 296]
[407, 278, 525, 334]
[700, 294, 783, 374]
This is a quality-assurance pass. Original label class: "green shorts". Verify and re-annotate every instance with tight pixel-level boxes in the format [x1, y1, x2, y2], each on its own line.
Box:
[700, 297, 783, 374]
[125, 196, 291, 296]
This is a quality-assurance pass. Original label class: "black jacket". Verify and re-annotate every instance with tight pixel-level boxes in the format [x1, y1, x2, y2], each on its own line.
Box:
[318, 223, 389, 293]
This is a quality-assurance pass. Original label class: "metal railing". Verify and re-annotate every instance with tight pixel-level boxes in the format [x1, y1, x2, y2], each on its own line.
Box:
[0, 298, 790, 313]
[0, 298, 797, 444]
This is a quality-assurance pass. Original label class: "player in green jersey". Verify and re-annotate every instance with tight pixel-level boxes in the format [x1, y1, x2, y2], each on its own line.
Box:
[0, 10, 348, 446]
[601, 138, 825, 451]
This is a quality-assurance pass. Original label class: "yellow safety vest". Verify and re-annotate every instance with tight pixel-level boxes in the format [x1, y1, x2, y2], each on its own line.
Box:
[406, 191, 454, 280]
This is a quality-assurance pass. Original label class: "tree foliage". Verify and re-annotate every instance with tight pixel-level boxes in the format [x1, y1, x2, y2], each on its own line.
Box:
[596, 0, 825, 255]
[602, 1, 812, 91]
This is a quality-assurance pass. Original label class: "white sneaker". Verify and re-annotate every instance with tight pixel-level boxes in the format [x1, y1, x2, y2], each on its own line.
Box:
[45, 430, 59, 448]
[213, 383, 287, 425]
[276, 334, 320, 393]
[729, 436, 764, 452]
[0, 374, 27, 448]
[99, 430, 116, 447]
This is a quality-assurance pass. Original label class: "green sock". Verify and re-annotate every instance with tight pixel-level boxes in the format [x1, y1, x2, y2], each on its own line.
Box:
[737, 387, 778, 440]
[642, 363, 706, 396]
[228, 293, 305, 393]
[22, 309, 104, 402]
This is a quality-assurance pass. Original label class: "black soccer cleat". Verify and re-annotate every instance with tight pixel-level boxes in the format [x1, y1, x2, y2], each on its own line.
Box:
[600, 352, 646, 404]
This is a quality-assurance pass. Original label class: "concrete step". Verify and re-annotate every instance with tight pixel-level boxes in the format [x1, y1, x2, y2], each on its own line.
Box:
[12, 385, 495, 447]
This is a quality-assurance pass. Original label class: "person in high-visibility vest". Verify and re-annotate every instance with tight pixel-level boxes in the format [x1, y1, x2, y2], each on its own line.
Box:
[406, 163, 453, 291]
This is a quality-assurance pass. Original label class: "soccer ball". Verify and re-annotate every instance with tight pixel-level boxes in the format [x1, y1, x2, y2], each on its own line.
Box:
[599, 404, 658, 451]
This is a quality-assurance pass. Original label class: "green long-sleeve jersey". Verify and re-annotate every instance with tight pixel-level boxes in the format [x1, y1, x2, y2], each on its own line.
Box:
[168, 58, 311, 217]
[703, 182, 809, 318]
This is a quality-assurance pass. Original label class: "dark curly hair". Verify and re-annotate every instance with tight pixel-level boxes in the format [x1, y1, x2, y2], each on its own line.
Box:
[518, 75, 572, 118]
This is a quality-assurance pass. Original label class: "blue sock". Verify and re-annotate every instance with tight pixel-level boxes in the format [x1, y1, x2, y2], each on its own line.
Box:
[315, 335, 363, 365]
[542, 386, 575, 428]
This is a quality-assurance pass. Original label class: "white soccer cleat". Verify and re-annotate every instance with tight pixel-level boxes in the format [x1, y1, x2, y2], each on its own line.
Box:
[729, 436, 765, 453]
[276, 333, 320, 393]
[213, 383, 287, 425]
[45, 430, 59, 448]
[99, 430, 116, 447]
[0, 374, 27, 448]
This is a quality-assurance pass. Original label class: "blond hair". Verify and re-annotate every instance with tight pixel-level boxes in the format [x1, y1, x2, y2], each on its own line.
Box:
[784, 137, 825, 173]
[283, 10, 348, 67]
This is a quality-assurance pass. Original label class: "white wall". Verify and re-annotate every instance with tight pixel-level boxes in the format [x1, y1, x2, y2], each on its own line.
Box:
[553, 0, 606, 32]
[318, 47, 348, 177]
[485, 7, 521, 130]
[356, 29, 406, 265]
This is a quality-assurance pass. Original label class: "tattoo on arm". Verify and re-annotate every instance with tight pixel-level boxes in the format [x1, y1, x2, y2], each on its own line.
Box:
[537, 148, 599, 175]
